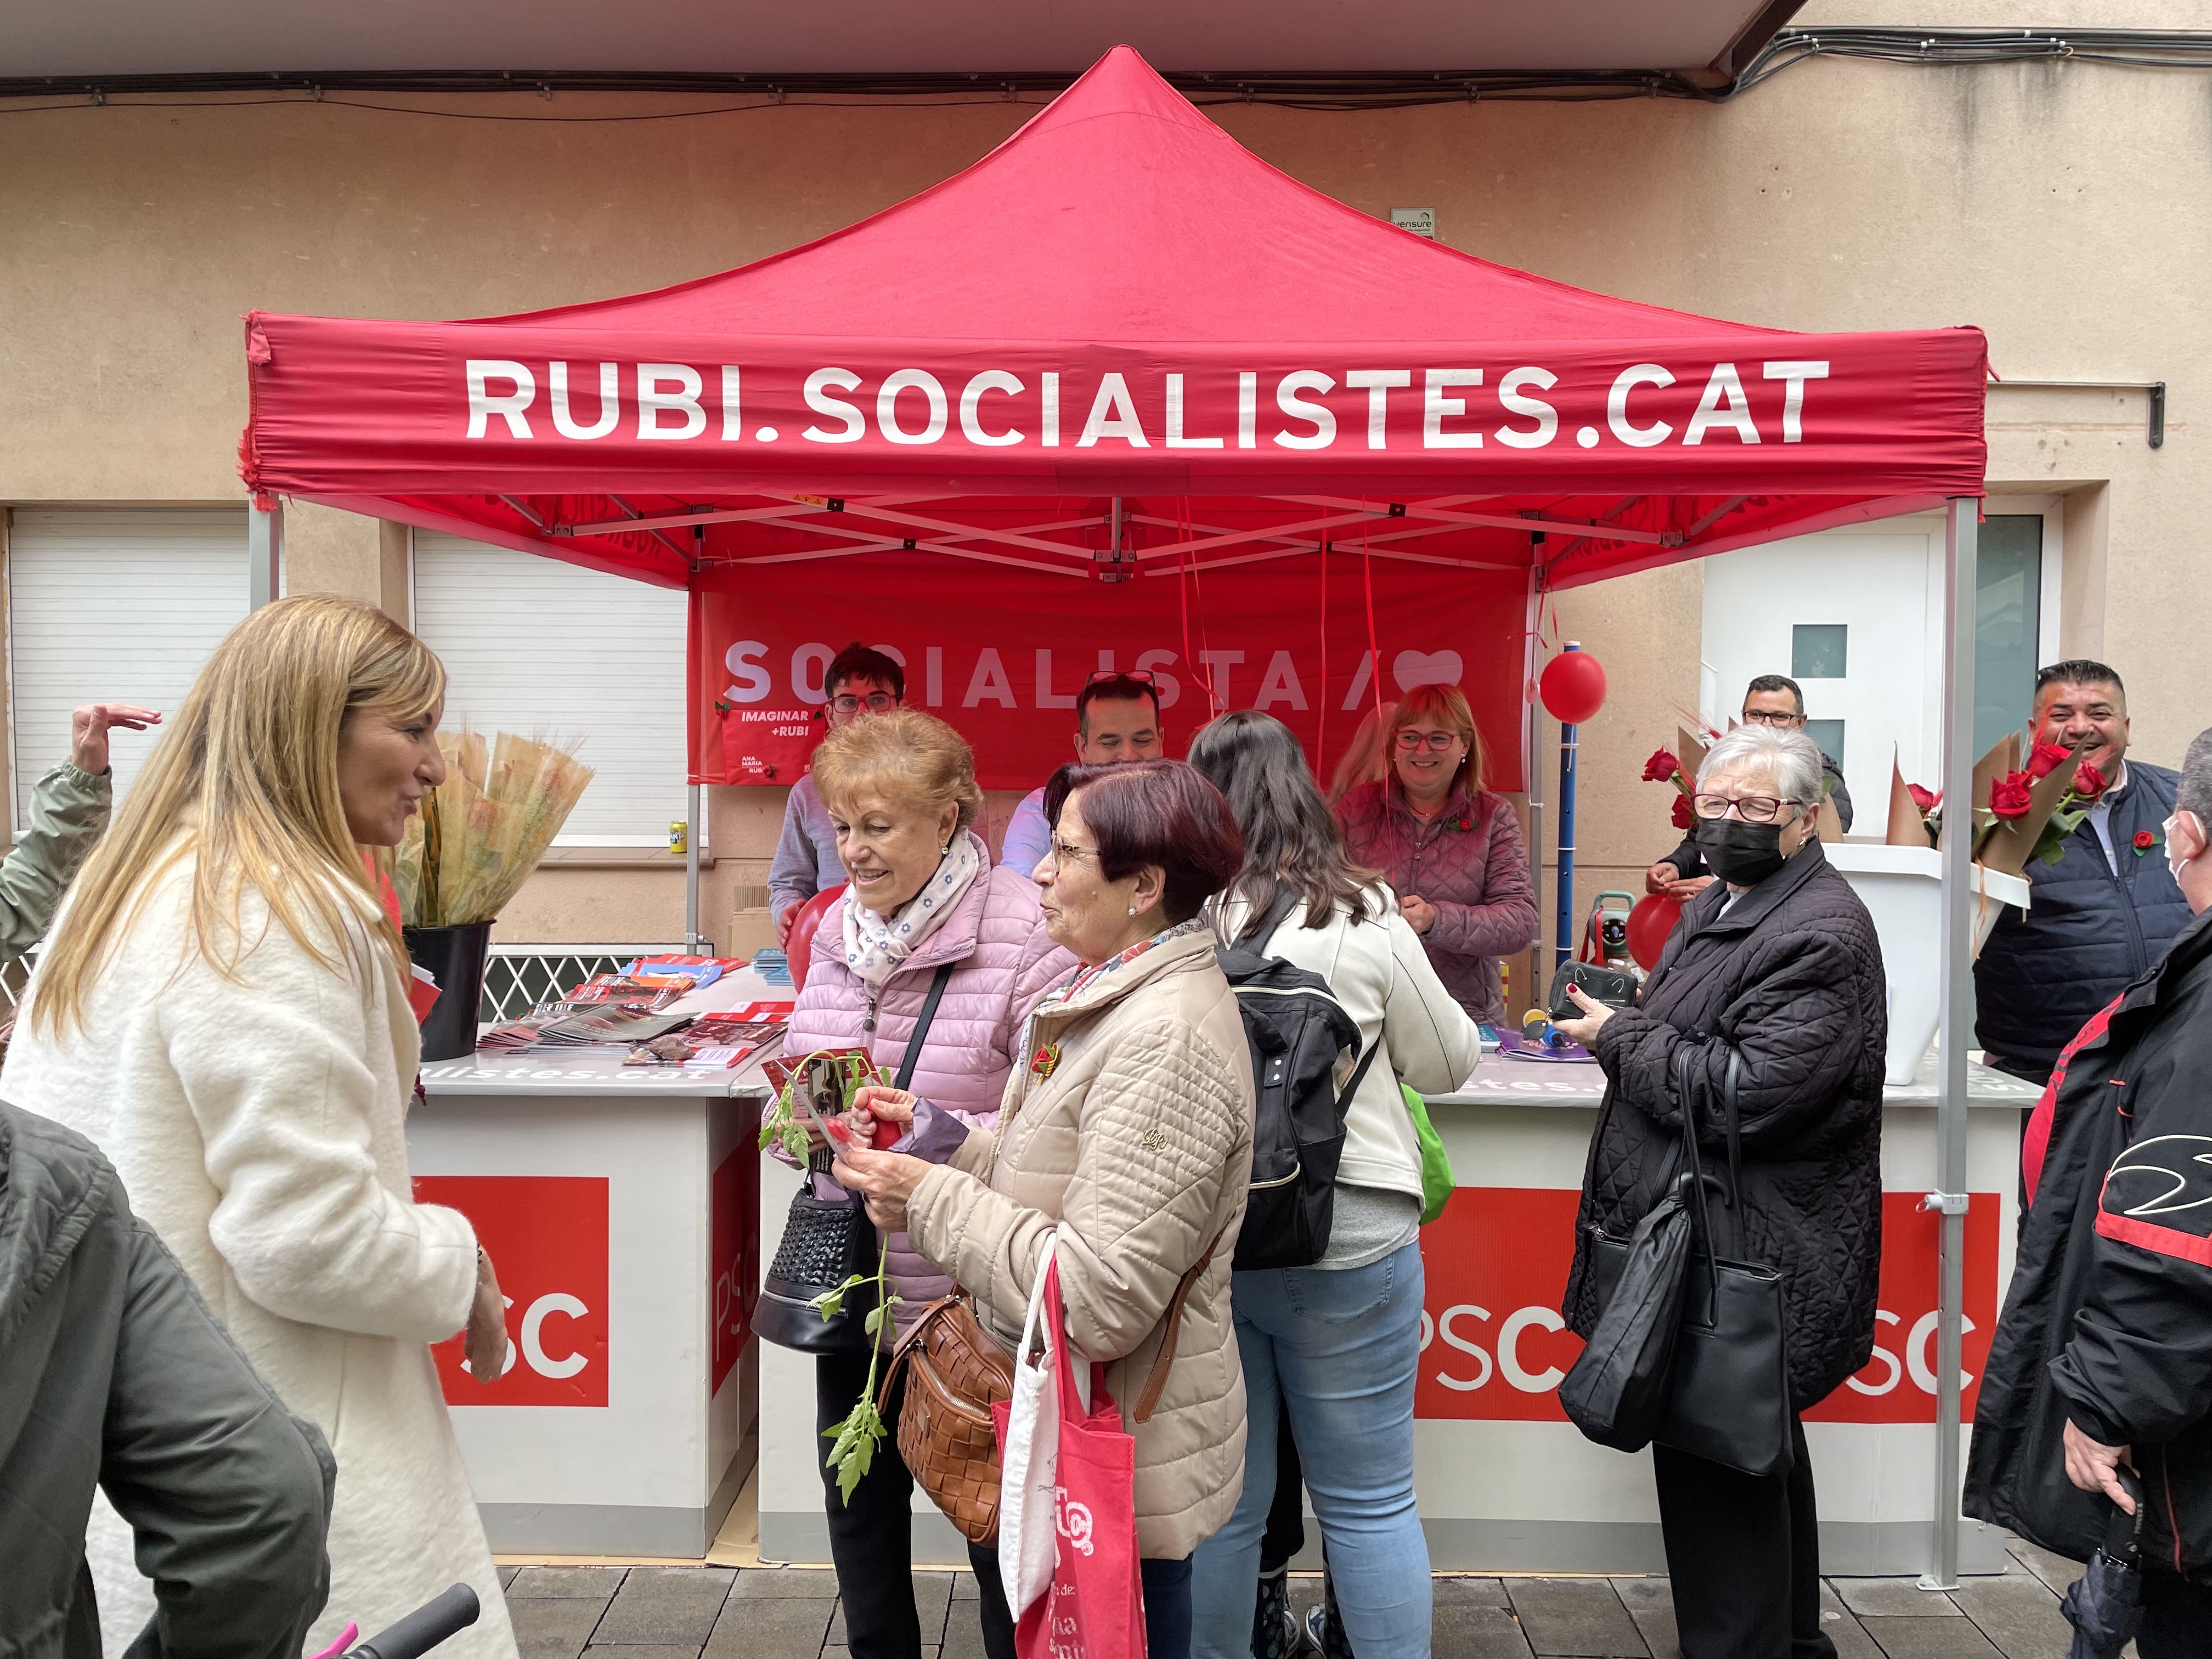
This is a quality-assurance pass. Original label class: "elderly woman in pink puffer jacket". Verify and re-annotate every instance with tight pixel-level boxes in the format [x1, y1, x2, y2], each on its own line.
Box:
[781, 708, 1073, 1659]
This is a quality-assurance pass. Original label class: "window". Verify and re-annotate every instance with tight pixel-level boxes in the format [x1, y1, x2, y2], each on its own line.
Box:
[1791, 624, 1849, 680]
[7, 507, 247, 826]
[1803, 719, 1846, 770]
[1974, 515, 2045, 761]
[410, 533, 690, 844]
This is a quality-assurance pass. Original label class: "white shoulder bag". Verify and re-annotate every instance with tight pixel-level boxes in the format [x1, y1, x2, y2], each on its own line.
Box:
[996, 1230, 1062, 1621]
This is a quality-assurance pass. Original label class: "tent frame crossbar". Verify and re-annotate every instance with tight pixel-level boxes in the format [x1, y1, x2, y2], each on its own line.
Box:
[539, 489, 1685, 577]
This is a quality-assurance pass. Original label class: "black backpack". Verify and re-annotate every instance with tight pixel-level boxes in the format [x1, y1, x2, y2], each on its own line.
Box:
[1215, 889, 1382, 1271]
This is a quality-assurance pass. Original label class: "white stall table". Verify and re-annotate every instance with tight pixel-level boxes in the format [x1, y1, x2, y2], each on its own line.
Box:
[407, 967, 788, 1557]
[755, 1047, 2037, 1575]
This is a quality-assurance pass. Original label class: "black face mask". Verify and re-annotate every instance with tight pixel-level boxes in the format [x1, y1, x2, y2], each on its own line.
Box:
[1695, 817, 1791, 887]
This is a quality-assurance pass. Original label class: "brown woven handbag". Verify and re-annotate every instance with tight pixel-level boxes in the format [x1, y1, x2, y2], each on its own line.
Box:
[882, 1291, 1015, 1544]
[879, 1233, 1223, 1546]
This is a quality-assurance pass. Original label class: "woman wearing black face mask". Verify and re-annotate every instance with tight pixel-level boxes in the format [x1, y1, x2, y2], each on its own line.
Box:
[1550, 725, 1887, 1659]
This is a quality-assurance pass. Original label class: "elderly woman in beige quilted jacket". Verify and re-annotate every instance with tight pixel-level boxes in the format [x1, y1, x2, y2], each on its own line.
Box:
[832, 759, 1256, 1659]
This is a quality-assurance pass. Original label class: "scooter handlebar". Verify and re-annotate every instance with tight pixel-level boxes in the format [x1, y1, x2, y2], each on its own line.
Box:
[349, 1583, 481, 1659]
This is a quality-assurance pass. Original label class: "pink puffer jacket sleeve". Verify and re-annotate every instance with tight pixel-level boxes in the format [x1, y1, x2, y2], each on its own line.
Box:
[1424, 797, 1539, 960]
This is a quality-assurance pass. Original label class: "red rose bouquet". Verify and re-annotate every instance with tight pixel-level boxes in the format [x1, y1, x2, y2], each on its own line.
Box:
[1641, 744, 1696, 833]
[1971, 736, 2108, 874]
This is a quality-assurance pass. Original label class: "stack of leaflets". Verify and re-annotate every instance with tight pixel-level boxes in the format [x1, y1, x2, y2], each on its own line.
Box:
[477, 1003, 693, 1052]
[621, 955, 748, 990]
[712, 1001, 793, 1025]
[622, 1014, 785, 1069]
[563, 975, 689, 1011]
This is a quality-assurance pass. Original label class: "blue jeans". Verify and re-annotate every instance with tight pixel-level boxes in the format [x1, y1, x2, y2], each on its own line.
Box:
[1190, 1242, 1431, 1659]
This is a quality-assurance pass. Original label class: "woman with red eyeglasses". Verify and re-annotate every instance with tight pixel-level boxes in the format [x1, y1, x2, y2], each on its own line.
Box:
[1334, 683, 1538, 1024]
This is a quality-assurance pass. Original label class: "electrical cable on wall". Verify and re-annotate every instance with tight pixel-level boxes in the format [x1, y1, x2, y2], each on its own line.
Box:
[12, 31, 2212, 112]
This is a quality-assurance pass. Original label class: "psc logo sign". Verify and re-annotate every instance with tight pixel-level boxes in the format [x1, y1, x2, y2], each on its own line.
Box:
[415, 1175, 610, 1408]
[1414, 1188, 2000, 1424]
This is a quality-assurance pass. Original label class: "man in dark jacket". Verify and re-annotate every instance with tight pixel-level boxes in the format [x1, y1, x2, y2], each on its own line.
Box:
[1974, 660, 2192, 1085]
[1645, 675, 1853, 899]
[0, 1104, 336, 1658]
[1559, 725, 1886, 1659]
[1966, 729, 2212, 1655]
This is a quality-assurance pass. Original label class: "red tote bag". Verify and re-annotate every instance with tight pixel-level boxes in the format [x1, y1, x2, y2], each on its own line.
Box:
[1014, 1256, 1148, 1659]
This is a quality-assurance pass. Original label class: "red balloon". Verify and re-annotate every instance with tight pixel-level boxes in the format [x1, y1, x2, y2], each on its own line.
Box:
[1626, 893, 1683, 972]
[786, 883, 846, 995]
[1540, 651, 1608, 724]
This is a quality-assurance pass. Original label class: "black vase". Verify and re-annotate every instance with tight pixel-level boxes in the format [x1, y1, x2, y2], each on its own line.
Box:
[402, 922, 494, 1062]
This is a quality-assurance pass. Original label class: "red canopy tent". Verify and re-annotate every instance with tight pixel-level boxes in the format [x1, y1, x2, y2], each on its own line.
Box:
[238, 43, 1996, 1581]
[240, 44, 1985, 791]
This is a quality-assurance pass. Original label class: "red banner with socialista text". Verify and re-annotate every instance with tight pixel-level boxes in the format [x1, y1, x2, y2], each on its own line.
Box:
[687, 551, 1527, 792]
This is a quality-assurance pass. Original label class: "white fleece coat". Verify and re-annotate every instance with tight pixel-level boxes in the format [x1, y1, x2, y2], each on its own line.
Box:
[2, 854, 517, 1659]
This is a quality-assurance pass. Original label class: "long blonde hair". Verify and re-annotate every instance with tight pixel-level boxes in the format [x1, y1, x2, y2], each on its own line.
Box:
[30, 595, 445, 1036]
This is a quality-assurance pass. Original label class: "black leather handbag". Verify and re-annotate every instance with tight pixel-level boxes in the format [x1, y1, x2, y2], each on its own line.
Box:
[1574, 1046, 1796, 1477]
[755, 963, 955, 1354]
[1559, 1170, 1696, 1452]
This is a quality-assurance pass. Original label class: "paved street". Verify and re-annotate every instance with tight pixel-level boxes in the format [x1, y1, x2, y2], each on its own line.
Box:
[497, 1539, 2104, 1658]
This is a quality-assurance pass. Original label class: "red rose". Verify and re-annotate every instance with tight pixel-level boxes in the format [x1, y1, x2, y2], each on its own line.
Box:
[1989, 772, 2034, 820]
[1642, 748, 1682, 784]
[1670, 794, 1698, 830]
[2134, 830, 2157, 851]
[1906, 783, 1938, 814]
[2027, 742, 2074, 781]
[2072, 763, 2107, 803]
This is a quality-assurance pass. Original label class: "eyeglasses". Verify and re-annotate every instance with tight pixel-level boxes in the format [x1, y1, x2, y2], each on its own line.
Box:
[1740, 709, 1803, 727]
[829, 691, 899, 714]
[1047, 838, 1101, 865]
[1395, 730, 1464, 752]
[1085, 669, 1158, 687]
[1692, 793, 1804, 823]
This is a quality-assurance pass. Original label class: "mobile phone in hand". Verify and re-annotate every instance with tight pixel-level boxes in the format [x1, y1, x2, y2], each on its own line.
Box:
[795, 1056, 858, 1150]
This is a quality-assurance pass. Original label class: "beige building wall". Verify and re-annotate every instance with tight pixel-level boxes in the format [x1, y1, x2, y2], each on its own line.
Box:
[5, 5, 2204, 974]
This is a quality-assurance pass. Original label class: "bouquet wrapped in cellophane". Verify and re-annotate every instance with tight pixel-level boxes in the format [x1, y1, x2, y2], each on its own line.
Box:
[394, 729, 595, 926]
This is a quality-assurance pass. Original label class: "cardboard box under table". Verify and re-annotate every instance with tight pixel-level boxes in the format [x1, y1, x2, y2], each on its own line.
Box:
[753, 1049, 2035, 1575]
[407, 969, 786, 1557]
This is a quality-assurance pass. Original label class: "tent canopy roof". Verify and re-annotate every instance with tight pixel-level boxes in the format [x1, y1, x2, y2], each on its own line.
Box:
[242, 46, 1986, 591]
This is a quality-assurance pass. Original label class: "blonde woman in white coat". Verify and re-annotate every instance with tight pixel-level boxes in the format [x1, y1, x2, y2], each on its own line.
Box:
[1186, 712, 1485, 1659]
[3, 595, 518, 1659]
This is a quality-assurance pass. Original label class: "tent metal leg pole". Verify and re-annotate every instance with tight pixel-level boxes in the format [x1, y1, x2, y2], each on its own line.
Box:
[249, 498, 283, 610]
[685, 782, 703, 955]
[1921, 494, 1979, 1592]
[1554, 641, 1583, 970]
[1523, 579, 1545, 993]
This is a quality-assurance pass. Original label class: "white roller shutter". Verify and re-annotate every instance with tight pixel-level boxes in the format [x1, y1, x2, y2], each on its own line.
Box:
[7, 507, 247, 826]
[411, 533, 689, 844]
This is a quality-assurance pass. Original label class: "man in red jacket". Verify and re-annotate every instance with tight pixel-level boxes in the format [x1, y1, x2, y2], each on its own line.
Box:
[1966, 727, 2212, 1654]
